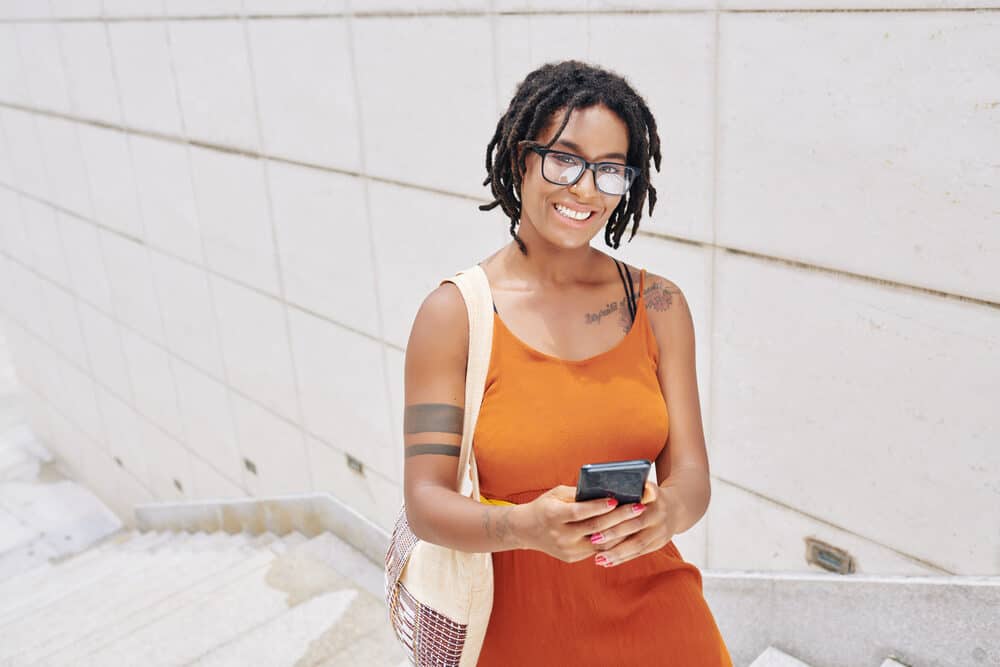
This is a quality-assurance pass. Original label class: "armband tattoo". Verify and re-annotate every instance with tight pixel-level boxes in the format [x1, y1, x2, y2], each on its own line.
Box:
[404, 443, 461, 458]
[404, 403, 463, 435]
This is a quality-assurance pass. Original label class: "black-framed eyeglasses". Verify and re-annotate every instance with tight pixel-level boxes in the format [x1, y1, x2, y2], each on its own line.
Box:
[529, 146, 638, 196]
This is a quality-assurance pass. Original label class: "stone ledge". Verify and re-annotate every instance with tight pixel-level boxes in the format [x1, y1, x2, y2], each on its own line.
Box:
[134, 493, 390, 568]
[703, 569, 1000, 666]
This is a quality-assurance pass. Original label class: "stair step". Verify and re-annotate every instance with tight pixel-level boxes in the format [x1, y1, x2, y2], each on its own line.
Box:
[268, 531, 307, 554]
[3, 549, 198, 661]
[191, 588, 359, 667]
[19, 546, 273, 664]
[48, 550, 281, 665]
[291, 532, 385, 600]
[251, 532, 279, 548]
[162, 531, 210, 552]
[749, 646, 814, 667]
[0, 547, 183, 628]
[0, 532, 134, 608]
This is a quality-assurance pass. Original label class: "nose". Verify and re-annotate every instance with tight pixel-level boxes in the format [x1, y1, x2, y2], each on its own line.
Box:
[568, 166, 600, 200]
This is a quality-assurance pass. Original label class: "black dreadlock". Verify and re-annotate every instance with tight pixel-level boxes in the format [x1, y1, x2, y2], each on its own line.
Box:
[479, 60, 662, 255]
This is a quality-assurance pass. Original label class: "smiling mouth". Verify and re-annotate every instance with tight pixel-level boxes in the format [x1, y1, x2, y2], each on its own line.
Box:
[553, 202, 594, 222]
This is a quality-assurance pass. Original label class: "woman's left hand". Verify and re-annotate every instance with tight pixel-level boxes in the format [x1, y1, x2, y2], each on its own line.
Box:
[589, 481, 677, 567]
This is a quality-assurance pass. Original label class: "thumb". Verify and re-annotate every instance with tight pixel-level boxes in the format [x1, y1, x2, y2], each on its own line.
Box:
[640, 480, 657, 504]
[547, 485, 578, 503]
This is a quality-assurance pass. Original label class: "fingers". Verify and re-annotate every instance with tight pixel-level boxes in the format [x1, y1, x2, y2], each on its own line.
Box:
[592, 535, 626, 552]
[535, 487, 621, 563]
[593, 533, 658, 568]
[584, 507, 647, 547]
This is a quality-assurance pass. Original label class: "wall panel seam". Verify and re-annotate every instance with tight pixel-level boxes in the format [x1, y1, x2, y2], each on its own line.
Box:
[3, 8, 1000, 24]
[162, 12, 251, 493]
[715, 475, 955, 574]
[4, 171, 996, 312]
[240, 6, 316, 493]
[0, 297, 404, 489]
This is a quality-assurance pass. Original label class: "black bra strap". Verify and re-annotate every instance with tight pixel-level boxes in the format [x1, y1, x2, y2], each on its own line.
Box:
[624, 264, 637, 316]
[493, 301, 498, 314]
[614, 259, 637, 324]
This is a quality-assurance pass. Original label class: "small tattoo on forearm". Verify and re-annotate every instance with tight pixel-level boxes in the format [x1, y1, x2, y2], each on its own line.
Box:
[404, 444, 461, 458]
[404, 403, 463, 434]
[483, 506, 516, 544]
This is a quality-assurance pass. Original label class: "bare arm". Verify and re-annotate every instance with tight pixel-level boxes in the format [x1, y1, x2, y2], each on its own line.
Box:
[402, 282, 528, 553]
[646, 275, 712, 535]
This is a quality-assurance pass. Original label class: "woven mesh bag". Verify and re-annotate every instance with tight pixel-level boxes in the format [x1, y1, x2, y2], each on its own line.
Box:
[385, 265, 495, 667]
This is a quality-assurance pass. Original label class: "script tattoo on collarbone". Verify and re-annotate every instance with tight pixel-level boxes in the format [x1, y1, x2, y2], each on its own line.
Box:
[584, 277, 676, 332]
[403, 403, 463, 458]
[584, 297, 624, 326]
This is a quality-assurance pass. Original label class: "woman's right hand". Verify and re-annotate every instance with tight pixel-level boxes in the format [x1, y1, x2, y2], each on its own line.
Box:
[514, 485, 643, 562]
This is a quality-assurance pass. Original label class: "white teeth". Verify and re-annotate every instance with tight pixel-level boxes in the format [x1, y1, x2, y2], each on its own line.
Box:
[555, 203, 592, 221]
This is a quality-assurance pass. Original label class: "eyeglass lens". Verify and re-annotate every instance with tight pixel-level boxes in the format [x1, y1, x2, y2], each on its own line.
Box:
[541, 152, 631, 196]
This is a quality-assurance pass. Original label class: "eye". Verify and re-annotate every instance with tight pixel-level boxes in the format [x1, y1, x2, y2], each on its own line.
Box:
[553, 153, 578, 165]
[598, 164, 625, 175]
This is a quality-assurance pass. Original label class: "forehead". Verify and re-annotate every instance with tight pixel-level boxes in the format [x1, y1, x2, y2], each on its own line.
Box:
[536, 105, 629, 159]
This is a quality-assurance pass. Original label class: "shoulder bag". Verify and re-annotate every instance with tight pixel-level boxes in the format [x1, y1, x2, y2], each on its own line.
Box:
[384, 264, 497, 667]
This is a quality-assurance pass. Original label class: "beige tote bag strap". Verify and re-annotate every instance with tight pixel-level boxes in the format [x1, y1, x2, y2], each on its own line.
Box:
[444, 264, 493, 500]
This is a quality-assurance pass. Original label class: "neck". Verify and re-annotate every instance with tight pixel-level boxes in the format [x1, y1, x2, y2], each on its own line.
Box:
[499, 219, 604, 288]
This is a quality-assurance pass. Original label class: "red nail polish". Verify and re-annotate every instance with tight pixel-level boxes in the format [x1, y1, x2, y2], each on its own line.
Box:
[595, 555, 607, 564]
[631, 503, 645, 514]
[590, 532, 604, 544]
[606, 498, 618, 508]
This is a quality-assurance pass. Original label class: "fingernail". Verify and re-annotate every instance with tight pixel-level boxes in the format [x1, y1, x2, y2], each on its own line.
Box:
[606, 498, 618, 508]
[631, 503, 645, 514]
[590, 532, 605, 544]
[595, 555, 607, 565]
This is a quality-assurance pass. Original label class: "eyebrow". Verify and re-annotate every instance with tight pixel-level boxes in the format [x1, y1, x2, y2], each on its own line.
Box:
[552, 140, 627, 162]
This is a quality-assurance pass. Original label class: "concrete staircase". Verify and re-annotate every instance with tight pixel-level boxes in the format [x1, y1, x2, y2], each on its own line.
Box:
[748, 647, 910, 667]
[0, 528, 406, 667]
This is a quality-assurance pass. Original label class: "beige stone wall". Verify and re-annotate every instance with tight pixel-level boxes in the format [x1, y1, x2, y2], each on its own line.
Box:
[0, 1, 996, 576]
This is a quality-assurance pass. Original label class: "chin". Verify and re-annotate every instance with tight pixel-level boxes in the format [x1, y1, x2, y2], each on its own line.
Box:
[541, 227, 601, 250]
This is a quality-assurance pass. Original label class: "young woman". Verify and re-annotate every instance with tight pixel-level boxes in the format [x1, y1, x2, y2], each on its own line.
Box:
[402, 61, 732, 665]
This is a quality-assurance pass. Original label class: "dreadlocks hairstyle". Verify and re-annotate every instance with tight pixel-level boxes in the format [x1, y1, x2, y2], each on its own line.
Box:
[479, 60, 662, 255]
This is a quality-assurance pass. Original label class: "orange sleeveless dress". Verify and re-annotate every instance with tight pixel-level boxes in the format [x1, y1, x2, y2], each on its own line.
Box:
[473, 268, 732, 666]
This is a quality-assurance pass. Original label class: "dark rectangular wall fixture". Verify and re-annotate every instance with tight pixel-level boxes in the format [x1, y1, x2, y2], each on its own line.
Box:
[346, 454, 364, 476]
[805, 537, 855, 574]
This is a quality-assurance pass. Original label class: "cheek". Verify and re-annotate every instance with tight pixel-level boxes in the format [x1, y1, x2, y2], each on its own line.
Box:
[520, 172, 552, 209]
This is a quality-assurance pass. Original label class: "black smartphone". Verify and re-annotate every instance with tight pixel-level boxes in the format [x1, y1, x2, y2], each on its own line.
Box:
[575, 459, 652, 504]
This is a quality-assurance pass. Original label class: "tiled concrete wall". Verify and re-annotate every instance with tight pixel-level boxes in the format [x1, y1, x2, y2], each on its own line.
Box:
[0, 1, 996, 576]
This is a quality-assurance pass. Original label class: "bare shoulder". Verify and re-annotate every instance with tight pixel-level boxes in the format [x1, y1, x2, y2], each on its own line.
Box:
[619, 265, 695, 348]
[614, 264, 687, 317]
[639, 270, 685, 315]
[407, 281, 469, 363]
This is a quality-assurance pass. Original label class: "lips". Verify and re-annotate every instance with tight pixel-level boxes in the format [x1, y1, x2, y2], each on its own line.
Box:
[552, 202, 596, 226]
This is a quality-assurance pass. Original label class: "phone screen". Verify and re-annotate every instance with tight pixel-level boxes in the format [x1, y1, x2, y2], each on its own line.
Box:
[575, 459, 651, 504]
